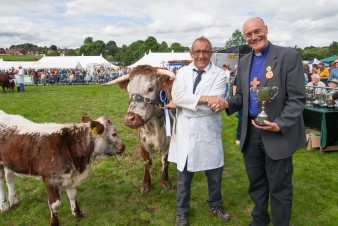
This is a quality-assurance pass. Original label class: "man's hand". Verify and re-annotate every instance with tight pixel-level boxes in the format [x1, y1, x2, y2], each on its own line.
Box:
[167, 100, 178, 109]
[208, 96, 228, 112]
[251, 119, 280, 132]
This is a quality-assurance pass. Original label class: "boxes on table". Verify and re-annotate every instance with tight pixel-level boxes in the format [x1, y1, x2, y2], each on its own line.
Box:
[305, 128, 321, 151]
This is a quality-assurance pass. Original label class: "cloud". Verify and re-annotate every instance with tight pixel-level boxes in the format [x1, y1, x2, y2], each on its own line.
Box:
[0, 0, 337, 49]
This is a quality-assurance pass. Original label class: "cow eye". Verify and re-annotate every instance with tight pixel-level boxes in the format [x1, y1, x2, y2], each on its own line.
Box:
[112, 132, 117, 137]
[148, 87, 154, 93]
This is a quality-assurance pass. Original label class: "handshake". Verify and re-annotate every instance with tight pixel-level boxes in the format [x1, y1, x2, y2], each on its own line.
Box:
[166, 96, 228, 112]
[207, 96, 228, 112]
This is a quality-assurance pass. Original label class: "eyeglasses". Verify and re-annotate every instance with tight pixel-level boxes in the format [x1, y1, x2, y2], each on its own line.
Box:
[244, 28, 264, 39]
[192, 50, 212, 56]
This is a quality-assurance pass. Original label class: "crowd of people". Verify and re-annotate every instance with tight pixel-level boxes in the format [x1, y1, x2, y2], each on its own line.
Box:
[1, 66, 129, 88]
[305, 57, 338, 100]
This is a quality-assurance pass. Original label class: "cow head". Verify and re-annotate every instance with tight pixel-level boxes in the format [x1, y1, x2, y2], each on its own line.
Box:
[82, 115, 125, 158]
[102, 65, 175, 129]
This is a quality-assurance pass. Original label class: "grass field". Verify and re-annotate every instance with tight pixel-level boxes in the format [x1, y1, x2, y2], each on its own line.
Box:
[0, 85, 338, 226]
[0, 55, 42, 61]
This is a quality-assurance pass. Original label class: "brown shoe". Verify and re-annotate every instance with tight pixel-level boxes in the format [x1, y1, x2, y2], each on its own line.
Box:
[209, 206, 231, 221]
[175, 213, 188, 226]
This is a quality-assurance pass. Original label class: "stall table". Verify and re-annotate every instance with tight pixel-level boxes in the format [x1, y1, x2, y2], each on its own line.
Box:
[303, 106, 338, 154]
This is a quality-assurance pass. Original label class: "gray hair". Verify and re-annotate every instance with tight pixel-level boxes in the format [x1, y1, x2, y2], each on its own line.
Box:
[191, 36, 212, 51]
[311, 74, 320, 79]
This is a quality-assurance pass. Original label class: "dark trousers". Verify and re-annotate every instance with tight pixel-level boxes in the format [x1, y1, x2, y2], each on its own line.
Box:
[176, 164, 223, 215]
[243, 123, 293, 226]
[236, 108, 243, 140]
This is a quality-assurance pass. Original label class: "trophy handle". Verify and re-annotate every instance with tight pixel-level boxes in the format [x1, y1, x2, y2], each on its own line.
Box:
[250, 87, 258, 100]
[270, 86, 278, 99]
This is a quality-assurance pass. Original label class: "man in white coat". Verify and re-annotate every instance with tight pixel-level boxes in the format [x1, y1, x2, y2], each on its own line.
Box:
[168, 36, 230, 226]
[17, 65, 25, 92]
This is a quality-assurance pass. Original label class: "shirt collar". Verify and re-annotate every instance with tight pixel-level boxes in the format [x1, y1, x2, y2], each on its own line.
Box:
[253, 42, 270, 57]
[193, 62, 212, 72]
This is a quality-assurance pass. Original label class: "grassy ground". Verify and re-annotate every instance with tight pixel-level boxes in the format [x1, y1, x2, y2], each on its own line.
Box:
[0, 85, 338, 226]
[0, 55, 42, 61]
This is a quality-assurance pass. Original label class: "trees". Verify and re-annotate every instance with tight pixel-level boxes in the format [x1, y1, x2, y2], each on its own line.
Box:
[6, 33, 337, 65]
[328, 41, 338, 56]
[47, 50, 60, 56]
[170, 42, 189, 52]
[50, 45, 57, 51]
[79, 40, 106, 56]
[225, 29, 246, 48]
[106, 41, 119, 56]
[65, 49, 78, 56]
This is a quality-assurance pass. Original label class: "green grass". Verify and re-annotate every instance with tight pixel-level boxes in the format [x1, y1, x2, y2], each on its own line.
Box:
[0, 55, 42, 61]
[1, 85, 338, 226]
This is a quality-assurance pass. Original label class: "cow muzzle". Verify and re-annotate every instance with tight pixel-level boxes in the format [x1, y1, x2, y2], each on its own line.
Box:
[116, 143, 126, 155]
[124, 112, 145, 128]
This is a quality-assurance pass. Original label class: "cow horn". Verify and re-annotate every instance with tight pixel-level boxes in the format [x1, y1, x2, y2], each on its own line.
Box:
[101, 74, 130, 86]
[157, 69, 176, 80]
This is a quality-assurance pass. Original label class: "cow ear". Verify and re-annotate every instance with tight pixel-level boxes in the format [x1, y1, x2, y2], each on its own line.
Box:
[158, 75, 174, 98]
[90, 121, 105, 135]
[82, 116, 93, 123]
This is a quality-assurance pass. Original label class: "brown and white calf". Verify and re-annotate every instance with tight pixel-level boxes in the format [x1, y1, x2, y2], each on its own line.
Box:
[0, 110, 125, 226]
[103, 65, 175, 194]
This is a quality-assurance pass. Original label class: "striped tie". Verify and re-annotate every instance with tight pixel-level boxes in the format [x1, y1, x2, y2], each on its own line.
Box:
[193, 69, 205, 94]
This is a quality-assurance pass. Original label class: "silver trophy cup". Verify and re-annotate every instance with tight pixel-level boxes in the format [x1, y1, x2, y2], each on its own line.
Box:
[250, 86, 279, 126]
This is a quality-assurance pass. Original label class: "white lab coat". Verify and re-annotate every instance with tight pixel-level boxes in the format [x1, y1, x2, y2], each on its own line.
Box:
[17, 68, 25, 84]
[168, 62, 228, 172]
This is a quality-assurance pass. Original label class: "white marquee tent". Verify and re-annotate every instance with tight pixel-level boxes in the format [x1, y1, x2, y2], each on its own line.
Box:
[128, 50, 192, 68]
[37, 54, 117, 69]
[0, 55, 117, 70]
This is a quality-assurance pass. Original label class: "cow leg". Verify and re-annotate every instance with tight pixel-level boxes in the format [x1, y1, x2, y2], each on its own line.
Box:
[4, 169, 18, 208]
[44, 180, 61, 226]
[0, 166, 10, 211]
[140, 144, 152, 194]
[161, 154, 172, 190]
[66, 187, 84, 219]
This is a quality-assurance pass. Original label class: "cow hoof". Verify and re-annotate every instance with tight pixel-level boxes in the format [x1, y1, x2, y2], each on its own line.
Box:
[1, 200, 10, 212]
[9, 196, 19, 208]
[75, 212, 85, 219]
[161, 182, 172, 191]
[140, 185, 151, 194]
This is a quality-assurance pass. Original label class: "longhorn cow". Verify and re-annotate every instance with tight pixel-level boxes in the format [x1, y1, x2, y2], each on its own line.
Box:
[103, 65, 175, 194]
[0, 111, 125, 226]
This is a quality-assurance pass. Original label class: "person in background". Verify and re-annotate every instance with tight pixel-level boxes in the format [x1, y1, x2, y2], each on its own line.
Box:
[304, 64, 311, 84]
[329, 89, 338, 101]
[306, 74, 327, 94]
[210, 17, 306, 226]
[328, 58, 338, 82]
[312, 64, 318, 74]
[223, 63, 232, 98]
[327, 78, 338, 89]
[167, 36, 230, 226]
[317, 62, 329, 85]
[17, 65, 25, 92]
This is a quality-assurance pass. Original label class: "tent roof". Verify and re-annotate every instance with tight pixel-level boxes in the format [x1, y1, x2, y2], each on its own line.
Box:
[307, 58, 321, 65]
[0, 59, 42, 70]
[128, 51, 191, 68]
[38, 55, 117, 69]
[320, 55, 338, 64]
[0, 55, 117, 70]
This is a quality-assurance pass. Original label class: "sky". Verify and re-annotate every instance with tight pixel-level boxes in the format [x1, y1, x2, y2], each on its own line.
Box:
[0, 0, 337, 50]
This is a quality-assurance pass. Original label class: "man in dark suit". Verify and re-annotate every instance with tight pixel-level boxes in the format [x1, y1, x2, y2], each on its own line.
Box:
[211, 17, 306, 226]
